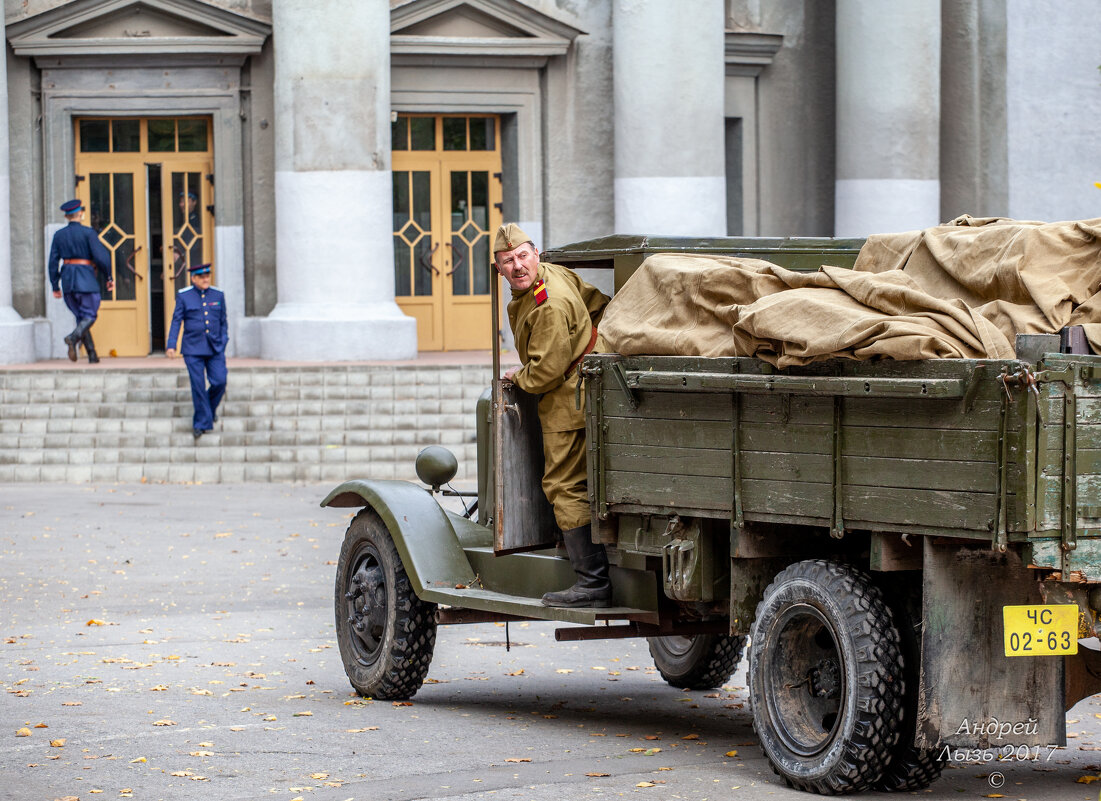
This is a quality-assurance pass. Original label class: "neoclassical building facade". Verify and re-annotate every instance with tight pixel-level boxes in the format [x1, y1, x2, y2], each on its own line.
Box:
[0, 0, 1098, 363]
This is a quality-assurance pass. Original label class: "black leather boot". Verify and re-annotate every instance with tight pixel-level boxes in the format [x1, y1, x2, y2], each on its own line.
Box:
[541, 525, 612, 608]
[82, 328, 100, 364]
[64, 318, 92, 362]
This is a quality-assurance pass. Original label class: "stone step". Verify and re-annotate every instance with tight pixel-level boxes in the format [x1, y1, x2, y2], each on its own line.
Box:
[0, 363, 493, 483]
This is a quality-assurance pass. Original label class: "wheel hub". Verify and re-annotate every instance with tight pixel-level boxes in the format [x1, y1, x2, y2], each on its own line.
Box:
[345, 560, 386, 662]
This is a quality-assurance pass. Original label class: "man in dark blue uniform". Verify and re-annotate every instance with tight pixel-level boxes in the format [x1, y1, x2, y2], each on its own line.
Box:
[166, 263, 228, 440]
[48, 199, 113, 363]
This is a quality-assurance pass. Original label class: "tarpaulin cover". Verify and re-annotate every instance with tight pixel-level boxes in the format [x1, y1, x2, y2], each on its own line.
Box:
[598, 216, 1101, 367]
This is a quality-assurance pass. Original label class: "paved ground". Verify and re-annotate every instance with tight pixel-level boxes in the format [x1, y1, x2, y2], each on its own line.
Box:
[5, 483, 1101, 801]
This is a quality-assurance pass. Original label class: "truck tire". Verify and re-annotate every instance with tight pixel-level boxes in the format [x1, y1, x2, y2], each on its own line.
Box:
[875, 589, 944, 792]
[749, 559, 904, 795]
[334, 508, 437, 700]
[647, 634, 746, 690]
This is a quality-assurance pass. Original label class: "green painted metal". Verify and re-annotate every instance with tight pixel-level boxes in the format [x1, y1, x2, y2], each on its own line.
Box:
[542, 234, 865, 291]
[626, 370, 969, 398]
[320, 479, 476, 592]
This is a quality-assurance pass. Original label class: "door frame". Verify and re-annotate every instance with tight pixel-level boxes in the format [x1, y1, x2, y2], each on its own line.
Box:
[73, 118, 215, 356]
[392, 113, 503, 351]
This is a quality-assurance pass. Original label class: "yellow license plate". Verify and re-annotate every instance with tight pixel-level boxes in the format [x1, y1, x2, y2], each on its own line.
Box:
[1003, 605, 1078, 656]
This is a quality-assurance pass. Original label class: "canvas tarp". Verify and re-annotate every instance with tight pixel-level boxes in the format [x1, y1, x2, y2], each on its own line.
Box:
[598, 216, 1101, 367]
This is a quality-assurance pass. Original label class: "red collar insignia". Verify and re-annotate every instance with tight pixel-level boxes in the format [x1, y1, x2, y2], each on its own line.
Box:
[532, 278, 548, 306]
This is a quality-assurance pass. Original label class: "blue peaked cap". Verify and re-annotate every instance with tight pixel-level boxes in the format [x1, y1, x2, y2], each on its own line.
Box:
[60, 199, 83, 214]
[189, 263, 212, 275]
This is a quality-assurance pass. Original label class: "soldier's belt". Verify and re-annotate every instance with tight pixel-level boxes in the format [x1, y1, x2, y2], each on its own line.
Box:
[63, 259, 94, 266]
[565, 325, 599, 380]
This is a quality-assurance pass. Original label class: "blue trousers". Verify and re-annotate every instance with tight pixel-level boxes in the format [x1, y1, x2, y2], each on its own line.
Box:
[63, 291, 101, 324]
[183, 352, 227, 431]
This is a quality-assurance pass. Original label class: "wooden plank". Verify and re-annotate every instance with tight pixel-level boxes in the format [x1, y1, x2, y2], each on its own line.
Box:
[602, 390, 733, 421]
[845, 486, 996, 531]
[843, 397, 1003, 431]
[604, 417, 732, 449]
[843, 456, 998, 493]
[842, 426, 998, 461]
[603, 443, 731, 479]
[605, 470, 732, 512]
[740, 478, 832, 518]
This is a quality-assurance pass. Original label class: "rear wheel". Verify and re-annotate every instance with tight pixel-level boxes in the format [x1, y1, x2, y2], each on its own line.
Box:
[875, 584, 944, 791]
[647, 634, 746, 690]
[749, 559, 904, 795]
[334, 508, 437, 700]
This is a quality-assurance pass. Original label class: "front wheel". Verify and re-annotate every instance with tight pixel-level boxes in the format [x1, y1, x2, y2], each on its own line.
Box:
[749, 559, 904, 795]
[334, 508, 437, 700]
[647, 634, 746, 690]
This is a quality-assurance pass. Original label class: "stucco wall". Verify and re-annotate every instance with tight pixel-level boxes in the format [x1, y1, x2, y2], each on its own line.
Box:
[728, 0, 837, 236]
[1005, 0, 1101, 222]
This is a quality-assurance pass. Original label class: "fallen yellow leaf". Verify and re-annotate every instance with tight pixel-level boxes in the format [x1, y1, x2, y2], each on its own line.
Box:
[152, 719, 176, 726]
[189, 751, 214, 757]
[310, 773, 328, 779]
[129, 757, 146, 763]
[293, 711, 313, 717]
[637, 782, 655, 787]
[585, 772, 610, 777]
[682, 733, 699, 740]
[725, 750, 738, 757]
[49, 738, 66, 747]
[1076, 775, 1100, 784]
[505, 758, 531, 763]
[15, 728, 31, 737]
[85, 619, 107, 626]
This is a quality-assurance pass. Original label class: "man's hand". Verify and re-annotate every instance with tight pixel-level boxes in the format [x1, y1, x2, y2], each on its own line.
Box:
[503, 366, 519, 381]
[106, 279, 115, 292]
[52, 290, 61, 299]
[166, 348, 177, 359]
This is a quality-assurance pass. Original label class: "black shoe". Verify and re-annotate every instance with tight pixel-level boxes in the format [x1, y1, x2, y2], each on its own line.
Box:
[193, 429, 204, 440]
[81, 329, 99, 364]
[540, 525, 612, 608]
[87, 350, 100, 364]
[63, 334, 77, 362]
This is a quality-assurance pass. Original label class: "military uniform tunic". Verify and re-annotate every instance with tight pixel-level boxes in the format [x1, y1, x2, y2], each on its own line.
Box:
[507, 262, 609, 530]
[168, 285, 229, 432]
[47, 221, 112, 323]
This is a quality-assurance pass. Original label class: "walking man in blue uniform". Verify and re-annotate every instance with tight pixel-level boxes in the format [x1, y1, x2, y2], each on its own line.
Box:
[48, 199, 113, 363]
[166, 263, 228, 440]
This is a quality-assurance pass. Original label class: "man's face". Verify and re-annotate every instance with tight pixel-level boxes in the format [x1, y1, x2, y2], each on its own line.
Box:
[191, 272, 211, 290]
[494, 243, 539, 292]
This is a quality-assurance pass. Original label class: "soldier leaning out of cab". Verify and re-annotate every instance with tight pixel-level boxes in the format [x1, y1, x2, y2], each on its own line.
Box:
[495, 223, 612, 608]
[48, 199, 113, 364]
[166, 263, 228, 441]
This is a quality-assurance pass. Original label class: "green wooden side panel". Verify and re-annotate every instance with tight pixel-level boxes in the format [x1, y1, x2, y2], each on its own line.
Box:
[592, 354, 1035, 536]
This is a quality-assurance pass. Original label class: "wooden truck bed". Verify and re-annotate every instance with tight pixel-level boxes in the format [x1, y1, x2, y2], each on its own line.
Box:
[584, 352, 1101, 559]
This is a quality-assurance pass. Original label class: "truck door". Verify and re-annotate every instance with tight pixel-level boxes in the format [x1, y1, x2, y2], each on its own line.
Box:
[492, 381, 559, 554]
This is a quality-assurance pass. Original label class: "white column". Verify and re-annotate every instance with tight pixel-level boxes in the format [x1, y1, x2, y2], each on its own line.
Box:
[835, 0, 941, 237]
[0, 12, 35, 364]
[261, 0, 415, 360]
[613, 0, 726, 236]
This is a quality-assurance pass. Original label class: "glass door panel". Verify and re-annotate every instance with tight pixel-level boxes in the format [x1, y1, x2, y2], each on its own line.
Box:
[80, 168, 149, 356]
[162, 165, 214, 342]
[392, 114, 501, 351]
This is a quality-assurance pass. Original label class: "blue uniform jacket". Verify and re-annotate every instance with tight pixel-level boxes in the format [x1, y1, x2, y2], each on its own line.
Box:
[48, 222, 111, 293]
[167, 286, 229, 356]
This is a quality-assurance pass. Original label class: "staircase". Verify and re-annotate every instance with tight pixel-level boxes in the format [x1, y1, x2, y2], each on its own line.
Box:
[0, 362, 492, 483]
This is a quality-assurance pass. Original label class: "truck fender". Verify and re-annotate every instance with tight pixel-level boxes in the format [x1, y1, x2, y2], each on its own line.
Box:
[321, 479, 477, 597]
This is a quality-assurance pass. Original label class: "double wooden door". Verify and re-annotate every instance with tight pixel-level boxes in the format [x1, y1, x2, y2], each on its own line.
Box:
[392, 114, 502, 351]
[73, 117, 214, 355]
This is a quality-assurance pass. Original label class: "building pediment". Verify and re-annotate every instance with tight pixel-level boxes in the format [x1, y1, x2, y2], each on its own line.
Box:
[7, 0, 270, 57]
[391, 0, 584, 58]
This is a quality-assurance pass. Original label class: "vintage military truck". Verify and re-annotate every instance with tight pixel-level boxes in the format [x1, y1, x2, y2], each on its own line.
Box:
[322, 234, 1101, 795]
